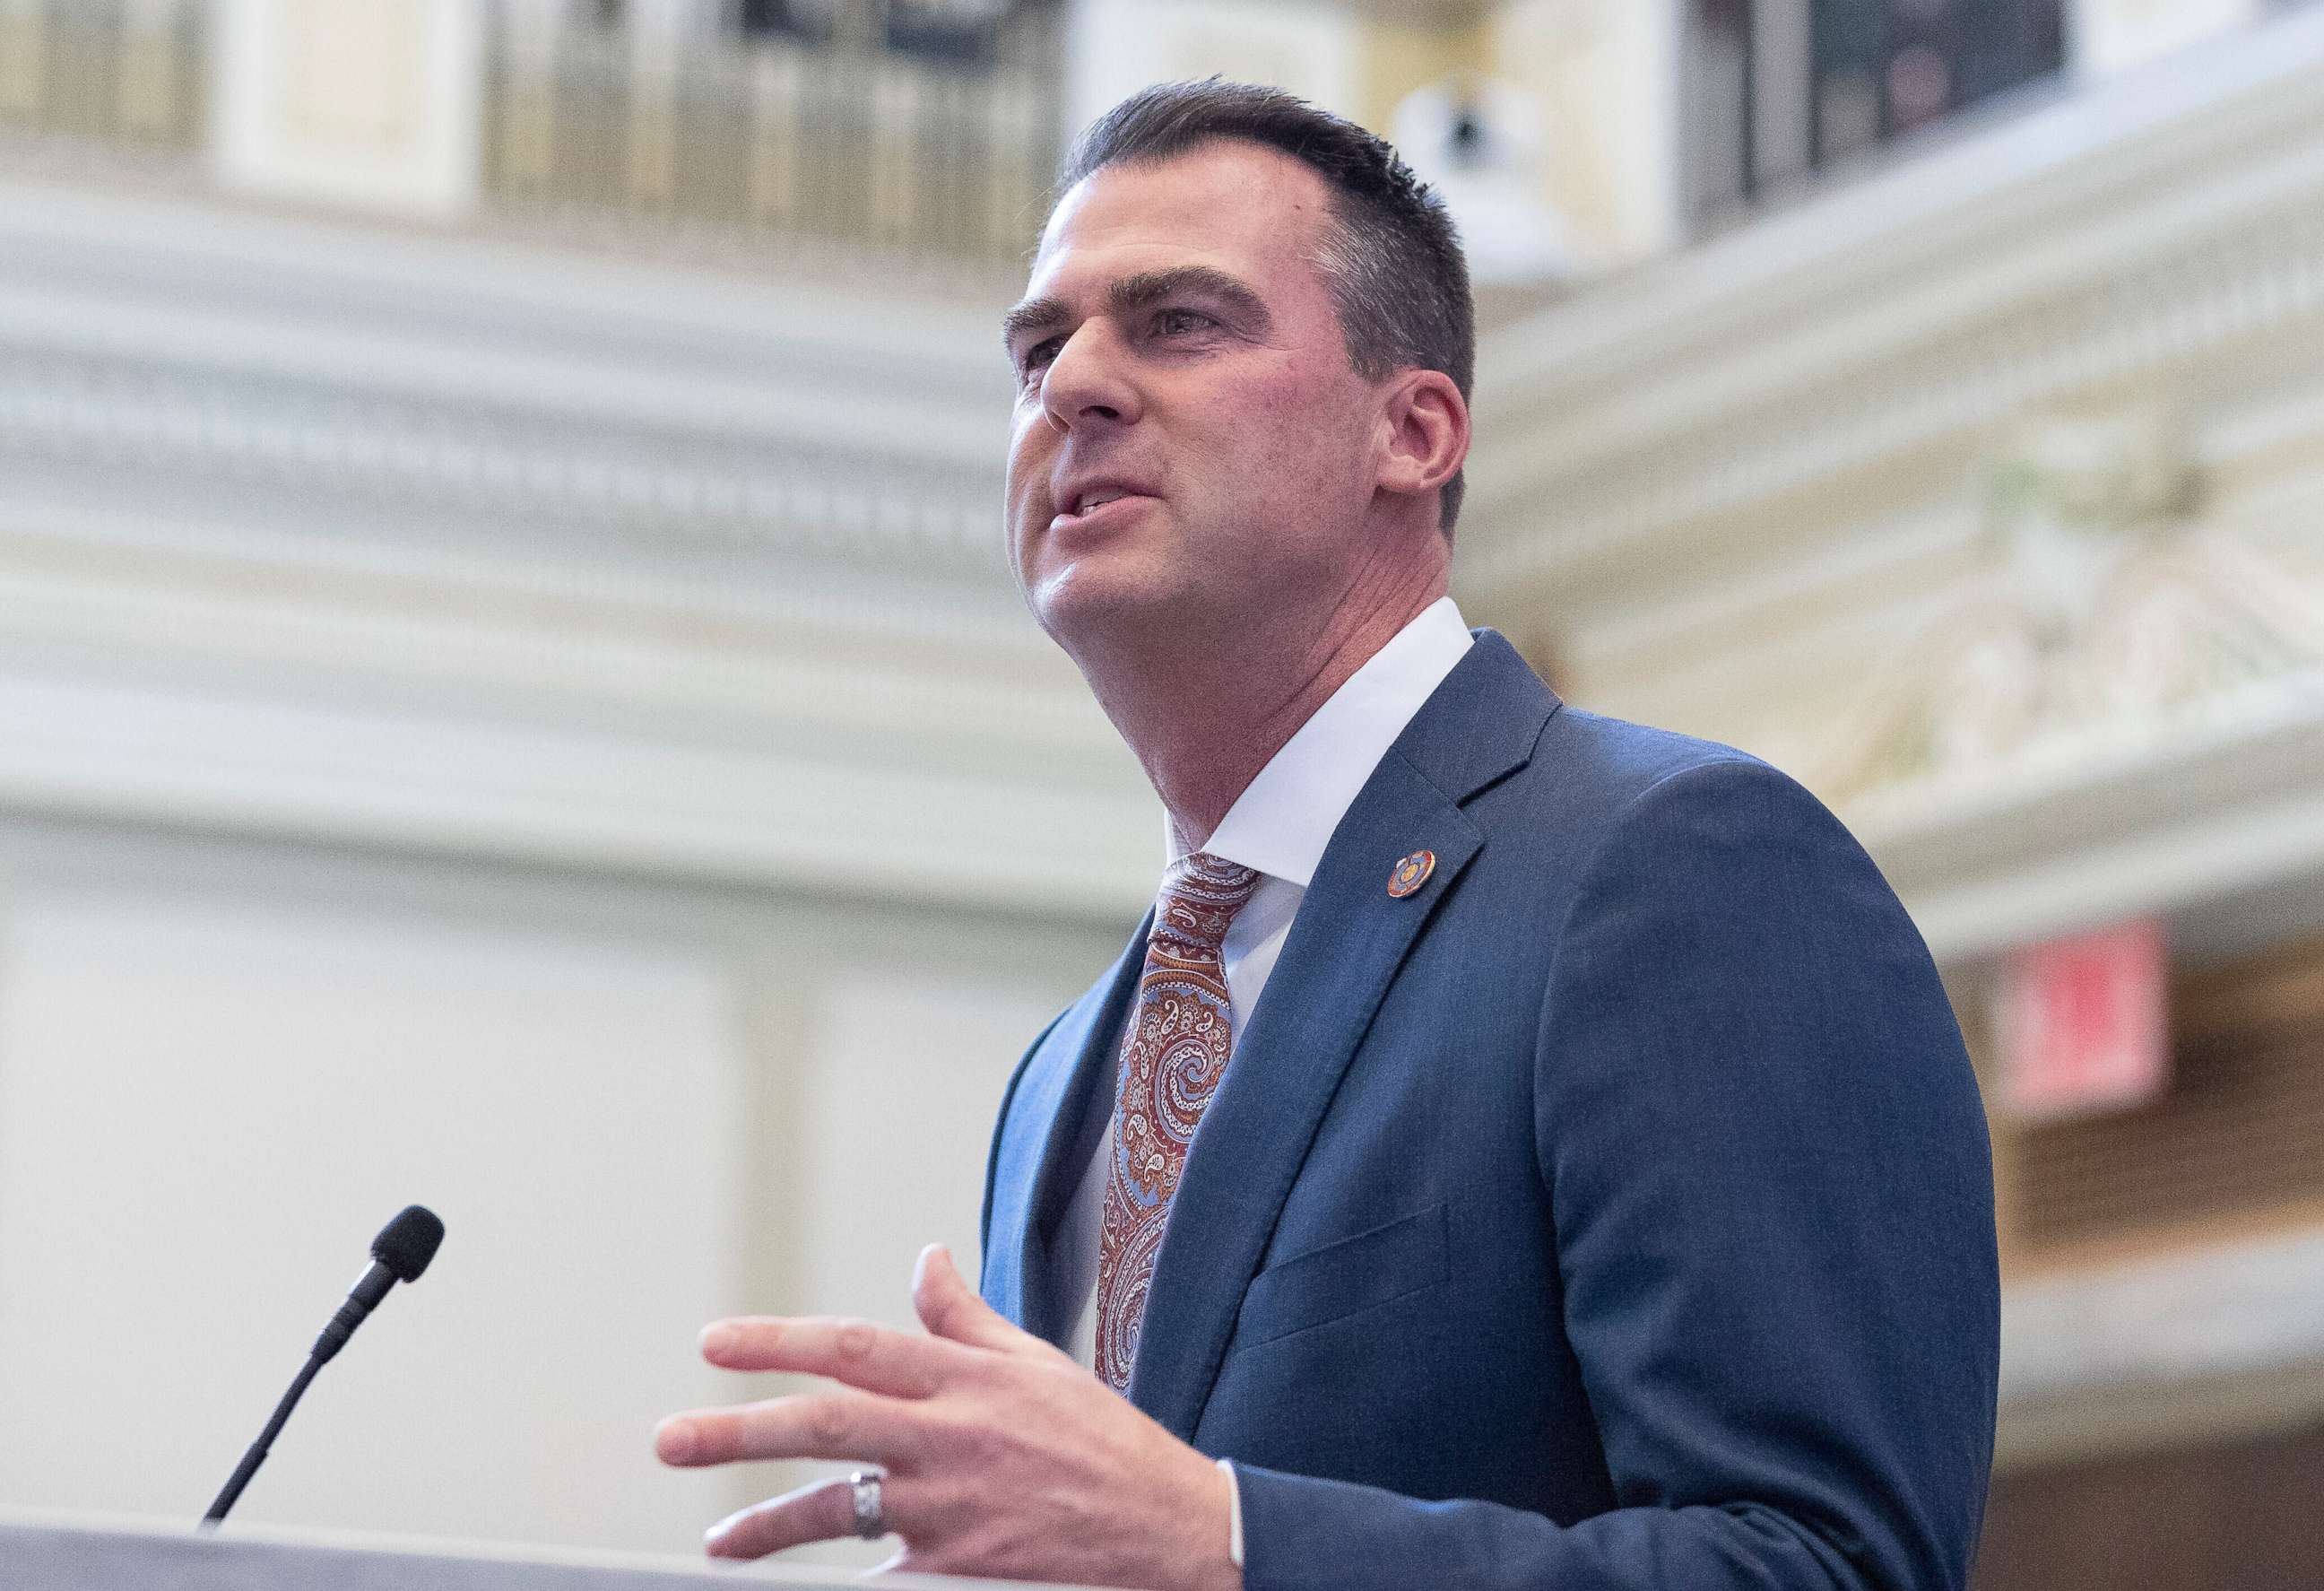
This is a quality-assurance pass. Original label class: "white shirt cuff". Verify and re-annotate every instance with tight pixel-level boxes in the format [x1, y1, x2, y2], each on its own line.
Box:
[1215, 1456, 1244, 1569]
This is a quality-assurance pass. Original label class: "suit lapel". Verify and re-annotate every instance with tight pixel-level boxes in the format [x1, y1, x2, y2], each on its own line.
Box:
[1126, 630, 1560, 1440]
[980, 913, 1149, 1344]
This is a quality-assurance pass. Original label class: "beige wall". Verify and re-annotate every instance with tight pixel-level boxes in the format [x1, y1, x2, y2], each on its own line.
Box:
[0, 817, 1118, 1550]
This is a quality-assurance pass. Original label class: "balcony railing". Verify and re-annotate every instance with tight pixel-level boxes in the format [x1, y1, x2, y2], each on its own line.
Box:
[0, 0, 207, 154]
[0, 0, 1062, 273]
[483, 0, 1062, 266]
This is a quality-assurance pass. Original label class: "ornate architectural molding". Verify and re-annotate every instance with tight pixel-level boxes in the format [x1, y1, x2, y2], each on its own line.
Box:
[1815, 413, 2321, 804]
[1855, 669, 2324, 961]
[0, 171, 1017, 556]
[0, 341, 1006, 571]
[1463, 4, 2324, 579]
[0, 168, 1163, 921]
[1459, 7, 2324, 961]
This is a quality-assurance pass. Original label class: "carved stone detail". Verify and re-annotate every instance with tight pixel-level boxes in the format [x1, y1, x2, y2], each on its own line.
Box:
[1814, 405, 2324, 801]
[0, 343, 1006, 570]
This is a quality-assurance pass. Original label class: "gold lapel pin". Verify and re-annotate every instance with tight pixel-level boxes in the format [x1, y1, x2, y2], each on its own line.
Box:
[1387, 849, 1435, 899]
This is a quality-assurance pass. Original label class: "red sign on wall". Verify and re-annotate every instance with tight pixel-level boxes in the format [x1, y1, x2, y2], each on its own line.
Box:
[1996, 918, 2169, 1120]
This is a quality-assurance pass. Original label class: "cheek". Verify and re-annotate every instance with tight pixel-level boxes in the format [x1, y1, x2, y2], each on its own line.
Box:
[1216, 373, 1372, 497]
[1004, 406, 1043, 477]
[1004, 413, 1052, 510]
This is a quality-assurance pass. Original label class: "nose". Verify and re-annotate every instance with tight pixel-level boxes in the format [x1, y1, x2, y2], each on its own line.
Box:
[1040, 322, 1142, 435]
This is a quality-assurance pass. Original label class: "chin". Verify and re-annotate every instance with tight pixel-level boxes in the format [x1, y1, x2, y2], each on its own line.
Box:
[1022, 554, 1194, 652]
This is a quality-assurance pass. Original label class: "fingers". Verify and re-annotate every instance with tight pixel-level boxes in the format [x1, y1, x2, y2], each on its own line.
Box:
[704, 1473, 898, 1561]
[655, 1390, 922, 1469]
[912, 1244, 1027, 1352]
[698, 1315, 967, 1397]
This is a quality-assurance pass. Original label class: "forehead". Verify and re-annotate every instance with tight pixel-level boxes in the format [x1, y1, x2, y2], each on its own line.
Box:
[1026, 141, 1339, 309]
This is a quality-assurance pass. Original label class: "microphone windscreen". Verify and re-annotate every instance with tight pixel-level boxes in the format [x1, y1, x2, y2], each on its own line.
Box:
[371, 1205, 446, 1282]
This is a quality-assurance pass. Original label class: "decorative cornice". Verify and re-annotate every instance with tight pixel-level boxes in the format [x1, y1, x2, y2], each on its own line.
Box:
[0, 170, 1024, 565]
[1460, 6, 2324, 609]
[1453, 11, 2324, 965]
[0, 341, 1007, 573]
[0, 170, 1015, 409]
[1858, 668, 2324, 961]
[0, 165, 1166, 921]
[1809, 442, 2321, 806]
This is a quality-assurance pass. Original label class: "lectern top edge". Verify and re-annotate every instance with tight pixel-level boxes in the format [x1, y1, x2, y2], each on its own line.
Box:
[0, 1515, 1112, 1591]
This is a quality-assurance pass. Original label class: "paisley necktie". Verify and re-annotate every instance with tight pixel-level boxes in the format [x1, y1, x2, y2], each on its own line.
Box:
[1095, 851, 1262, 1394]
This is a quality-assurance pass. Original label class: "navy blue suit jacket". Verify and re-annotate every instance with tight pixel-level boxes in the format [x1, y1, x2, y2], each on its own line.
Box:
[981, 632, 1999, 1591]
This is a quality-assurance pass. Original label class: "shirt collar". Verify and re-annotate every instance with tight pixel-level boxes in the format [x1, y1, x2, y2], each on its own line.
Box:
[1177, 597, 1474, 889]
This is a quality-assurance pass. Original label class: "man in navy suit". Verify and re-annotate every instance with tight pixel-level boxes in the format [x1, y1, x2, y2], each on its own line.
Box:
[655, 81, 1999, 1591]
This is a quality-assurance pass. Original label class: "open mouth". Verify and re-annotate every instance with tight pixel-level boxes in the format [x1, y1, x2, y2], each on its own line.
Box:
[1053, 491, 1154, 528]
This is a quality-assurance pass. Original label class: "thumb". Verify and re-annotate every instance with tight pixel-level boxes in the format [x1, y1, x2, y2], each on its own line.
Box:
[912, 1243, 1027, 1352]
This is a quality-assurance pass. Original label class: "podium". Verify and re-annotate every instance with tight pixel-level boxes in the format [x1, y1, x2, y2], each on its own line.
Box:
[0, 1516, 1101, 1590]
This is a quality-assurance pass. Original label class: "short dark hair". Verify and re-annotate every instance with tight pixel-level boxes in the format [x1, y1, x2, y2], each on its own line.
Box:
[1057, 79, 1476, 536]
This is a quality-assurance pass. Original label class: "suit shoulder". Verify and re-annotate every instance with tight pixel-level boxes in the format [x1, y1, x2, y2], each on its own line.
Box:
[1533, 704, 1779, 806]
[1504, 709, 1877, 890]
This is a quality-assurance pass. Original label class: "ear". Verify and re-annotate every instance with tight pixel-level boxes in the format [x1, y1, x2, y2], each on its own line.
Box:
[1373, 370, 1470, 509]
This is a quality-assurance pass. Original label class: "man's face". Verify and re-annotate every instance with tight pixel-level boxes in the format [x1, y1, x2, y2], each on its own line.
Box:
[1002, 141, 1385, 657]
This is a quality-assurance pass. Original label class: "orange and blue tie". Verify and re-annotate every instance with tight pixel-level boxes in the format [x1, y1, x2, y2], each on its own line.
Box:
[1095, 851, 1261, 1393]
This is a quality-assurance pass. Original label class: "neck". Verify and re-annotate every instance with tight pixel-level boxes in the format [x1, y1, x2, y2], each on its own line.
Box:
[1069, 551, 1450, 855]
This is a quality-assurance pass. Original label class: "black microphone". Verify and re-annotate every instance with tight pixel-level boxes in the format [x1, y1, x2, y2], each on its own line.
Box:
[202, 1205, 445, 1526]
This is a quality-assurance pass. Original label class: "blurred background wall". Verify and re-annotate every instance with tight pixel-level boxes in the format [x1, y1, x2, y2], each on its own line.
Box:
[1, 0, 2320, 1584]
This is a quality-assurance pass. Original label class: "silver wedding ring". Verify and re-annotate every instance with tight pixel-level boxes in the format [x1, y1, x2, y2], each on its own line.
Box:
[847, 1469, 885, 1540]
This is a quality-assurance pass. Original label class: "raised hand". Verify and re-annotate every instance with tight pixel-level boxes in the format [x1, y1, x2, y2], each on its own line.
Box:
[655, 1244, 1240, 1589]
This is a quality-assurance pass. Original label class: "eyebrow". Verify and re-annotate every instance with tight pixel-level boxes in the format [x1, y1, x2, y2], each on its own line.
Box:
[1000, 265, 1274, 355]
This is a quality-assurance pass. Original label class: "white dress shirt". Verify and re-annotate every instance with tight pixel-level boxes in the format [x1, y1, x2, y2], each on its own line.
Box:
[1054, 597, 1476, 1369]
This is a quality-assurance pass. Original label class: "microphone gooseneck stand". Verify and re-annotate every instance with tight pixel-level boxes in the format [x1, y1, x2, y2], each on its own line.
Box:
[200, 1204, 445, 1527]
[204, 1354, 325, 1525]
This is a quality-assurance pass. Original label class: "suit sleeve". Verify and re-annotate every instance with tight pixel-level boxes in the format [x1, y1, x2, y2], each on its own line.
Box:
[1231, 758, 2000, 1591]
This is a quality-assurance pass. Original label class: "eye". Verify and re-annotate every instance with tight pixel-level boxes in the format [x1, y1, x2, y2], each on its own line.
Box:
[1017, 336, 1062, 385]
[1151, 307, 1218, 338]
